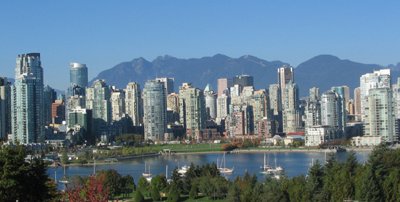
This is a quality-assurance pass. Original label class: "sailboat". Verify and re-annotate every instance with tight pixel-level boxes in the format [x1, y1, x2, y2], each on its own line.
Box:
[260, 153, 272, 174]
[59, 165, 70, 190]
[142, 162, 152, 181]
[218, 152, 234, 174]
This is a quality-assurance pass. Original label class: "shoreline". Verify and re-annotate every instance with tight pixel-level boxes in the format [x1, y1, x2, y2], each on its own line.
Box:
[55, 147, 373, 167]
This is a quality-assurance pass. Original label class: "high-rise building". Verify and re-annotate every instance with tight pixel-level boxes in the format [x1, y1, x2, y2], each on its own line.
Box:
[11, 53, 45, 143]
[360, 69, 391, 122]
[143, 80, 167, 141]
[167, 93, 180, 123]
[233, 75, 254, 88]
[0, 77, 11, 139]
[125, 82, 142, 126]
[331, 86, 347, 131]
[111, 89, 125, 121]
[250, 90, 268, 134]
[392, 78, 400, 119]
[86, 80, 112, 135]
[44, 85, 57, 125]
[304, 88, 321, 128]
[227, 104, 254, 136]
[320, 91, 343, 133]
[51, 100, 65, 124]
[155, 77, 174, 94]
[360, 69, 391, 135]
[367, 88, 395, 143]
[204, 84, 217, 119]
[309, 87, 320, 102]
[282, 81, 301, 133]
[69, 62, 88, 94]
[217, 78, 231, 96]
[217, 94, 229, 123]
[68, 106, 93, 143]
[278, 65, 294, 108]
[167, 93, 180, 114]
[179, 83, 207, 139]
[354, 87, 361, 119]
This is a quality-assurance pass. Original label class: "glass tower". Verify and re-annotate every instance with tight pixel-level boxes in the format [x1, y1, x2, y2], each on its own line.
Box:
[11, 53, 45, 143]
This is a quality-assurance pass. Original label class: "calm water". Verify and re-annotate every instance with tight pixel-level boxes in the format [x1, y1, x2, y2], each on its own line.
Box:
[48, 151, 370, 190]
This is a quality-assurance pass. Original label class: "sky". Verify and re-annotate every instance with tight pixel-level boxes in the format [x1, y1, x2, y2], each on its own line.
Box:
[0, 0, 400, 90]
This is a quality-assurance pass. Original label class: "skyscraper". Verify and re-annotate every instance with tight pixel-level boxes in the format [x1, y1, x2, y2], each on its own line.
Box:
[11, 53, 45, 143]
[360, 69, 391, 135]
[367, 88, 395, 142]
[86, 80, 112, 135]
[233, 75, 254, 88]
[111, 88, 125, 121]
[143, 80, 167, 141]
[44, 85, 57, 125]
[282, 81, 301, 133]
[278, 65, 294, 108]
[321, 91, 342, 129]
[125, 82, 142, 126]
[70, 62, 88, 92]
[331, 86, 347, 131]
[155, 77, 174, 94]
[304, 87, 321, 128]
[179, 83, 206, 139]
[354, 87, 361, 119]
[217, 78, 231, 96]
[217, 94, 229, 124]
[204, 84, 217, 119]
[269, 84, 282, 132]
[0, 77, 11, 139]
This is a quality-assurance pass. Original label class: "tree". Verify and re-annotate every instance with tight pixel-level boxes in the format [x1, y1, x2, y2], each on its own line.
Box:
[167, 183, 181, 202]
[137, 176, 149, 193]
[133, 190, 145, 202]
[189, 182, 198, 199]
[0, 146, 58, 201]
[226, 183, 241, 202]
[97, 169, 122, 198]
[61, 149, 69, 165]
[65, 174, 109, 202]
[151, 185, 161, 201]
[358, 166, 382, 202]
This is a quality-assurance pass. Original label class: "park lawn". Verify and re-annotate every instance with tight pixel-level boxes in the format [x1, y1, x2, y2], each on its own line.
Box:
[183, 196, 226, 202]
[157, 143, 223, 153]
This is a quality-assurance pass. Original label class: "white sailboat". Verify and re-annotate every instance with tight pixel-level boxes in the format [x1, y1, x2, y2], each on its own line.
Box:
[177, 165, 190, 176]
[218, 152, 234, 174]
[260, 153, 272, 174]
[142, 162, 152, 181]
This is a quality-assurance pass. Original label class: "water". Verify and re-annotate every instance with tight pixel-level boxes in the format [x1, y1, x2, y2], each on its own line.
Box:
[48, 151, 370, 190]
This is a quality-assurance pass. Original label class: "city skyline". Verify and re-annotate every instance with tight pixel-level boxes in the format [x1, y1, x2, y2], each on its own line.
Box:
[1, 1, 400, 90]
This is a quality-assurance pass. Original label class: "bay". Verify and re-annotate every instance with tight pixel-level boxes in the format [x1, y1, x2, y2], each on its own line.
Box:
[47, 151, 370, 190]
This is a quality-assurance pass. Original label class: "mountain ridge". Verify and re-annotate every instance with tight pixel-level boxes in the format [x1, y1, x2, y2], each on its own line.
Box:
[90, 54, 398, 96]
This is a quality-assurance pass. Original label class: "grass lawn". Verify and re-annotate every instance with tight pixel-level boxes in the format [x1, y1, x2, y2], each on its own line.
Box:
[156, 143, 223, 153]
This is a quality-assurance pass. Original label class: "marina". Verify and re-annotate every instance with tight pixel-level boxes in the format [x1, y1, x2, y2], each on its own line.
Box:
[48, 151, 370, 190]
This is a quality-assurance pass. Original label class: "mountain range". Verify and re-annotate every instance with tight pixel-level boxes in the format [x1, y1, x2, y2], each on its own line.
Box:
[90, 54, 400, 96]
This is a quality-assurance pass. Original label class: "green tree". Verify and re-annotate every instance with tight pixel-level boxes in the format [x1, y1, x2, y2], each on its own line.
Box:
[137, 177, 149, 194]
[61, 149, 69, 165]
[133, 190, 145, 202]
[189, 182, 198, 199]
[358, 165, 382, 202]
[306, 160, 324, 201]
[167, 183, 181, 202]
[0, 146, 58, 201]
[151, 185, 161, 201]
[226, 183, 241, 202]
[97, 169, 123, 198]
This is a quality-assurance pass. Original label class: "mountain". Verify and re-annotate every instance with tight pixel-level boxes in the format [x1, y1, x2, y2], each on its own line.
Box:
[91, 54, 399, 96]
[295, 55, 400, 95]
[90, 54, 287, 92]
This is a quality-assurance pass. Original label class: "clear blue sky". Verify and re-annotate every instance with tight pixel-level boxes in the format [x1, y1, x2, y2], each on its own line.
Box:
[1, 0, 399, 90]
